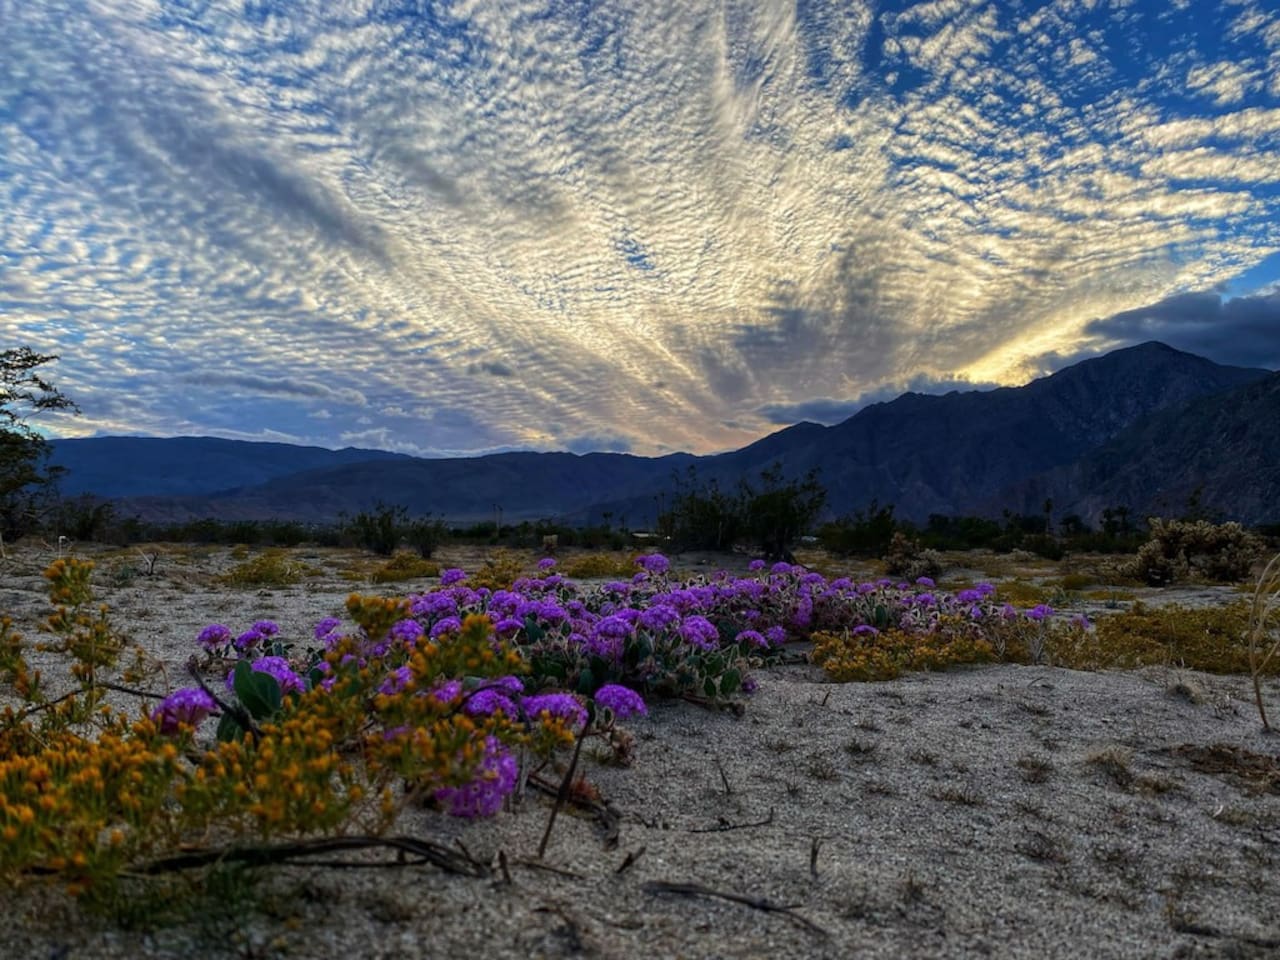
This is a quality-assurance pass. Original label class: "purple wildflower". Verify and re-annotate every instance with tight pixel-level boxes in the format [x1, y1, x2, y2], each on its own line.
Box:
[852, 624, 879, 637]
[464, 689, 518, 717]
[915, 577, 935, 588]
[234, 628, 264, 653]
[429, 679, 463, 705]
[197, 624, 232, 651]
[378, 666, 413, 696]
[433, 736, 518, 818]
[1026, 604, 1054, 622]
[748, 559, 766, 572]
[313, 617, 341, 642]
[765, 625, 787, 647]
[638, 603, 681, 632]
[493, 617, 524, 637]
[252, 620, 280, 638]
[440, 568, 467, 586]
[678, 615, 720, 651]
[735, 629, 768, 649]
[429, 617, 463, 639]
[593, 684, 647, 719]
[152, 687, 217, 735]
[390, 619, 425, 646]
[248, 656, 306, 695]
[521, 693, 588, 729]
[636, 553, 670, 575]
[537, 557, 557, 571]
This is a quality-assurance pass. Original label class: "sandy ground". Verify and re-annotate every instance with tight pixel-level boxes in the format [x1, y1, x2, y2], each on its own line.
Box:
[1, 542, 1277, 959]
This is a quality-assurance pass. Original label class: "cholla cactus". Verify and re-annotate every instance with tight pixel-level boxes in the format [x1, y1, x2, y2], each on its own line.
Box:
[1123, 518, 1264, 585]
[883, 532, 943, 582]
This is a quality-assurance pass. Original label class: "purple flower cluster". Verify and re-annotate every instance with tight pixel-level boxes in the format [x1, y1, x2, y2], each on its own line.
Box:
[521, 692, 588, 729]
[197, 623, 232, 651]
[242, 656, 305, 695]
[433, 736, 519, 818]
[153, 686, 218, 734]
[593, 684, 647, 719]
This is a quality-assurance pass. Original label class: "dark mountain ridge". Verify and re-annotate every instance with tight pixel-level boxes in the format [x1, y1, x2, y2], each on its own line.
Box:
[50, 342, 1277, 526]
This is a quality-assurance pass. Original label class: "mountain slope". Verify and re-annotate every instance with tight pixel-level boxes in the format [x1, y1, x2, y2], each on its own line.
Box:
[1009, 372, 1280, 525]
[49, 436, 411, 498]
[52, 343, 1274, 525]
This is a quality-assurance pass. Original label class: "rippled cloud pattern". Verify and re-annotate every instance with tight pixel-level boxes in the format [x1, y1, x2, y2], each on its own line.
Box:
[4, 0, 1279, 454]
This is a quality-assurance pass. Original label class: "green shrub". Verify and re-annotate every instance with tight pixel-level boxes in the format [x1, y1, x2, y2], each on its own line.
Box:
[219, 550, 305, 587]
[370, 550, 440, 583]
[561, 553, 638, 579]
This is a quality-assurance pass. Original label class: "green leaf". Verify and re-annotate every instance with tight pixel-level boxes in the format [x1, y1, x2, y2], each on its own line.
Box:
[233, 660, 282, 720]
[720, 668, 741, 696]
[215, 710, 244, 743]
[703, 676, 717, 698]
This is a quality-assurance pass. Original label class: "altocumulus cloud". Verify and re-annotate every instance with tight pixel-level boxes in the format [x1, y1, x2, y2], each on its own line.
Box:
[4, 0, 1280, 455]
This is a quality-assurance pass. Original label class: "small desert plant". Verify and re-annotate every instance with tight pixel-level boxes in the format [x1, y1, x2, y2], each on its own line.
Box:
[370, 550, 440, 584]
[1247, 552, 1280, 731]
[466, 550, 527, 591]
[561, 552, 638, 579]
[220, 550, 305, 587]
[883, 532, 943, 581]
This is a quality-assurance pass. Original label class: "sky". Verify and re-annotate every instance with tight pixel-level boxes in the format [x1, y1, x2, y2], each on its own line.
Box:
[4, 0, 1280, 458]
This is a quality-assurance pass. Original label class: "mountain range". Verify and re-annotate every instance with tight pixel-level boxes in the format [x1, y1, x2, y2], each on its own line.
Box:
[49, 342, 1280, 527]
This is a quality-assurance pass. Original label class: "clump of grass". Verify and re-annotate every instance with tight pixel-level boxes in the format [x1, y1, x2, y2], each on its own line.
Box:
[1086, 746, 1134, 791]
[219, 550, 307, 587]
[369, 550, 440, 584]
[996, 580, 1055, 606]
[1016, 754, 1054, 784]
[561, 552, 638, 579]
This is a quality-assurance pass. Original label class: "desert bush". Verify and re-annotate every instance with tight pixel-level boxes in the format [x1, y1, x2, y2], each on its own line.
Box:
[465, 550, 527, 591]
[1122, 518, 1264, 586]
[403, 516, 449, 558]
[883, 532, 943, 581]
[343, 502, 405, 556]
[371, 550, 440, 583]
[561, 552, 638, 579]
[220, 550, 306, 587]
[818, 500, 898, 557]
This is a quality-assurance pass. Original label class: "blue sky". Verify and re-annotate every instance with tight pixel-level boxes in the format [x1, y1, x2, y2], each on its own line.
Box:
[4, 0, 1279, 456]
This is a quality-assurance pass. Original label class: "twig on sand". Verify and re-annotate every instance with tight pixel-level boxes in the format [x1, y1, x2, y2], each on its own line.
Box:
[688, 808, 774, 833]
[643, 880, 828, 937]
[129, 835, 489, 877]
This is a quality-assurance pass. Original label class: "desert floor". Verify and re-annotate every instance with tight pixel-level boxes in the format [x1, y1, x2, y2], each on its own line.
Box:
[0, 541, 1277, 959]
